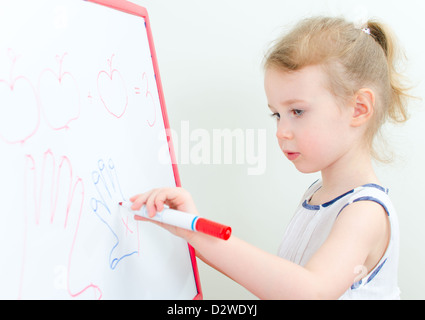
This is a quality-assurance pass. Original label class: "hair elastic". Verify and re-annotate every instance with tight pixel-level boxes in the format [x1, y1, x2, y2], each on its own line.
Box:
[361, 27, 372, 36]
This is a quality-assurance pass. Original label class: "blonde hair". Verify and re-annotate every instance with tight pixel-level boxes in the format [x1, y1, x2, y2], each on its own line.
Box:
[265, 16, 412, 162]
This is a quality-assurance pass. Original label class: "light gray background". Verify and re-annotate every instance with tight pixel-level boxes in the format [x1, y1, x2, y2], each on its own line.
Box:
[130, 0, 425, 299]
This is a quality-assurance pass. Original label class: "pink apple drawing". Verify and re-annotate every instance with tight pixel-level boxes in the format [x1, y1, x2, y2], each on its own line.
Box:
[97, 55, 128, 119]
[0, 49, 40, 144]
[38, 53, 81, 130]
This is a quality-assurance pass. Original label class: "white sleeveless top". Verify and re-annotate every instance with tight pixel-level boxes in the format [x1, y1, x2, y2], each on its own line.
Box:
[278, 180, 400, 300]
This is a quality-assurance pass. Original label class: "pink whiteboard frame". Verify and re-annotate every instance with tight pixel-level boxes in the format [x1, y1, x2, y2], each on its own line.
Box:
[85, 0, 202, 300]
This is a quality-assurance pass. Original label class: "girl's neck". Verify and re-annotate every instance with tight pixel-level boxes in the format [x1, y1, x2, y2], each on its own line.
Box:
[312, 148, 380, 205]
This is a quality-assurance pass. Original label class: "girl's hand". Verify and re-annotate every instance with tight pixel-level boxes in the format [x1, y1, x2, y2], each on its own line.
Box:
[129, 187, 199, 241]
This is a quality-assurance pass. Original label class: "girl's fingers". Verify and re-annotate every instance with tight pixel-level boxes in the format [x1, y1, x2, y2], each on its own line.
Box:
[154, 193, 167, 213]
[145, 189, 162, 217]
[130, 188, 198, 241]
[129, 194, 141, 202]
[130, 189, 154, 210]
[130, 187, 195, 217]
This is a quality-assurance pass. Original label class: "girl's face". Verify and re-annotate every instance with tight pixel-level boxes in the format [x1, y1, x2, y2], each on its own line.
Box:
[264, 65, 356, 174]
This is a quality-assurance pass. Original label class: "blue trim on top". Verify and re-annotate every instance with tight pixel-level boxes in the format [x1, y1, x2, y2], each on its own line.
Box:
[302, 182, 388, 212]
[302, 189, 354, 210]
[322, 190, 355, 208]
[351, 279, 363, 290]
[351, 258, 388, 290]
[362, 183, 388, 194]
[337, 196, 390, 217]
[367, 259, 387, 284]
[353, 197, 390, 216]
[302, 200, 320, 211]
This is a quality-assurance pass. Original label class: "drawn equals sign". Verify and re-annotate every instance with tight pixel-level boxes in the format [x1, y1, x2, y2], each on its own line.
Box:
[135, 87, 141, 95]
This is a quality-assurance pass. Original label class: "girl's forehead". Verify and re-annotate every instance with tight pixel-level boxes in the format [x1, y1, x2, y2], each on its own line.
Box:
[265, 65, 327, 84]
[265, 65, 330, 101]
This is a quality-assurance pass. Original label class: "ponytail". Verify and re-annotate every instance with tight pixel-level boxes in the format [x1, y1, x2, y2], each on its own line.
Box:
[367, 20, 410, 124]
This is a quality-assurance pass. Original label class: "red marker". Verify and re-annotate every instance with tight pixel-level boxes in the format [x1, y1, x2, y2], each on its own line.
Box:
[119, 201, 231, 241]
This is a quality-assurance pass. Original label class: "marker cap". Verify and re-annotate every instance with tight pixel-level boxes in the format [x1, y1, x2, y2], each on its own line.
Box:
[195, 218, 232, 241]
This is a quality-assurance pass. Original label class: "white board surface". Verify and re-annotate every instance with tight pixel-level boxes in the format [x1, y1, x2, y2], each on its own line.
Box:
[0, 0, 199, 299]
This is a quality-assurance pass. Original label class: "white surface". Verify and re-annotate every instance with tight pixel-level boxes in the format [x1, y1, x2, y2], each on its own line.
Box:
[0, 0, 198, 300]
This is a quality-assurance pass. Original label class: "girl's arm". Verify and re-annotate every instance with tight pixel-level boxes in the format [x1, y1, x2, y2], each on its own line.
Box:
[131, 188, 390, 300]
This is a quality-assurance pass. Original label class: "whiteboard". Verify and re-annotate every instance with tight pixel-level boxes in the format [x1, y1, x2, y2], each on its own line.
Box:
[0, 0, 201, 299]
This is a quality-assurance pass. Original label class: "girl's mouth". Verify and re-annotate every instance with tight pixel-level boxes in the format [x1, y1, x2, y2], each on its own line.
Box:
[284, 152, 300, 161]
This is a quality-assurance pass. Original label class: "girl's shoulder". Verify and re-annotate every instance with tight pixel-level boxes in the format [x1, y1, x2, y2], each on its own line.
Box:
[341, 183, 394, 217]
[300, 180, 395, 218]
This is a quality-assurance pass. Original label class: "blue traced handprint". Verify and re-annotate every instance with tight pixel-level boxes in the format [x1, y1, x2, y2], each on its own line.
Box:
[90, 159, 139, 270]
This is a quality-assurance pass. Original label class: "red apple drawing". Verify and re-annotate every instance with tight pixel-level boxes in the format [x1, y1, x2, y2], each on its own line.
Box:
[0, 50, 40, 144]
[97, 55, 128, 119]
[38, 53, 81, 130]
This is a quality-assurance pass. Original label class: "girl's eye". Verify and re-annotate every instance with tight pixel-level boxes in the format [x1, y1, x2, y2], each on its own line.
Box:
[291, 109, 304, 117]
[270, 110, 304, 120]
[270, 113, 280, 120]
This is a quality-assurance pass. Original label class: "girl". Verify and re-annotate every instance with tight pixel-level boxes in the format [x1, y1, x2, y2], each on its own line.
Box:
[130, 16, 411, 300]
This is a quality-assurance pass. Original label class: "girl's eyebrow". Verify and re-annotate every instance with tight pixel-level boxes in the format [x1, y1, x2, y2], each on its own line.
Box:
[268, 99, 307, 110]
[282, 99, 307, 106]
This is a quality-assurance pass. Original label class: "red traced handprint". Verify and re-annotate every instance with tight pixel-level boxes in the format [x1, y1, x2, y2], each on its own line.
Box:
[97, 55, 128, 118]
[38, 53, 81, 130]
[0, 49, 40, 144]
[20, 150, 101, 300]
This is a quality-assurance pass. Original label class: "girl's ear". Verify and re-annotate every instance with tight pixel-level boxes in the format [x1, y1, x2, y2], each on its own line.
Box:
[351, 88, 375, 127]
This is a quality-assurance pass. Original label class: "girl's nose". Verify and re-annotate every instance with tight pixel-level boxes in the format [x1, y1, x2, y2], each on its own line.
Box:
[276, 120, 293, 140]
